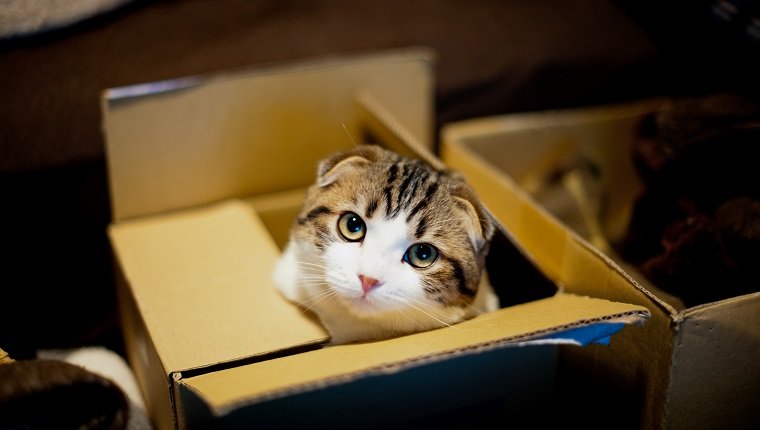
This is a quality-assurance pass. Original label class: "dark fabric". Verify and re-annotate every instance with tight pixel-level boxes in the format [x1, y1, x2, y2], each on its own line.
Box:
[0, 358, 129, 429]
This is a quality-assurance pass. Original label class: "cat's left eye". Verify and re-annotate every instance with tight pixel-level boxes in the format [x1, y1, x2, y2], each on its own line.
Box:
[404, 243, 439, 268]
[337, 212, 366, 242]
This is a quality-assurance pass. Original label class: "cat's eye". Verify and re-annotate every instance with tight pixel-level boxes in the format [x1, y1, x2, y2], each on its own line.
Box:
[404, 243, 439, 268]
[337, 212, 366, 242]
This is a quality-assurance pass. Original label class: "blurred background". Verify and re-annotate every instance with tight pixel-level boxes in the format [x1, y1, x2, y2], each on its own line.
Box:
[0, 0, 757, 385]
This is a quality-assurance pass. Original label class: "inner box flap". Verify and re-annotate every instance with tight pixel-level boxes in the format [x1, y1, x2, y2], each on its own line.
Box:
[108, 200, 329, 374]
[181, 292, 649, 413]
[103, 47, 434, 222]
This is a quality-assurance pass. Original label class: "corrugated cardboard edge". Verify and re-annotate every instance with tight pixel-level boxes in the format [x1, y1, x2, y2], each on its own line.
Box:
[183, 306, 649, 416]
[113, 254, 178, 430]
[103, 46, 437, 102]
[665, 291, 760, 430]
[177, 347, 560, 429]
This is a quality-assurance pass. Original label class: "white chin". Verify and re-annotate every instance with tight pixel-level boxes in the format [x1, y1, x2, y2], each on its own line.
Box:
[341, 296, 387, 318]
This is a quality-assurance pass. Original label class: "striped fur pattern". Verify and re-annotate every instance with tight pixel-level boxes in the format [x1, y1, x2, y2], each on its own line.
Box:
[273, 145, 497, 343]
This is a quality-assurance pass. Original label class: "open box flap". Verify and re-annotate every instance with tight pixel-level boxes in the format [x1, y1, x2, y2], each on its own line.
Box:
[108, 200, 329, 374]
[180, 292, 648, 415]
[102, 47, 435, 222]
[665, 291, 760, 429]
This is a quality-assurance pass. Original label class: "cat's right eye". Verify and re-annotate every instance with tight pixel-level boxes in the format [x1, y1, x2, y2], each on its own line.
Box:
[337, 212, 366, 242]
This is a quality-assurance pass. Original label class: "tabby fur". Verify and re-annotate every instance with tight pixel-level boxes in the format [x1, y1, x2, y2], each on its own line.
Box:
[273, 145, 497, 343]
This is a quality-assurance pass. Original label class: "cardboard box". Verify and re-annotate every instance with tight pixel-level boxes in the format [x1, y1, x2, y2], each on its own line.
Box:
[441, 100, 760, 430]
[102, 48, 650, 429]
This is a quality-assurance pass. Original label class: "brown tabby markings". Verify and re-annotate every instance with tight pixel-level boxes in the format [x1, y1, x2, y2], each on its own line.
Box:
[365, 198, 379, 219]
[293, 146, 490, 308]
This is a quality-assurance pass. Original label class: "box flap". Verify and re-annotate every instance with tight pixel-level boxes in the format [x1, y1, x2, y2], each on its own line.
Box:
[440, 121, 676, 316]
[355, 90, 444, 171]
[180, 293, 648, 414]
[440, 100, 668, 244]
[108, 200, 329, 374]
[665, 291, 760, 430]
[102, 47, 435, 222]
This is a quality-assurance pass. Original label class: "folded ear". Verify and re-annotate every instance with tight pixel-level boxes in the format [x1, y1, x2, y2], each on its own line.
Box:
[317, 145, 389, 187]
[449, 179, 495, 251]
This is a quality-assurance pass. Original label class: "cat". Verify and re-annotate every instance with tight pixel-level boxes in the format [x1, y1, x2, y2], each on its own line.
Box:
[273, 144, 498, 344]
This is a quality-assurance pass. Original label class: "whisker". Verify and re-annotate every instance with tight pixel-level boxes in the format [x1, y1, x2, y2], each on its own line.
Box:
[404, 302, 455, 328]
[297, 261, 328, 268]
[342, 122, 361, 152]
[300, 288, 337, 313]
[297, 276, 324, 281]
[300, 292, 333, 309]
[394, 304, 428, 331]
[389, 293, 457, 328]
[296, 269, 326, 275]
[467, 301, 491, 315]
[297, 262, 327, 267]
[404, 294, 469, 328]
[295, 282, 331, 290]
[368, 295, 424, 332]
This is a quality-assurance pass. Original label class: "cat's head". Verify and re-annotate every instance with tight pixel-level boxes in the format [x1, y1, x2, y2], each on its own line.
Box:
[294, 145, 495, 325]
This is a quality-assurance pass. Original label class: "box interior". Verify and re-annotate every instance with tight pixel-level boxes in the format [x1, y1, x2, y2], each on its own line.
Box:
[440, 100, 686, 308]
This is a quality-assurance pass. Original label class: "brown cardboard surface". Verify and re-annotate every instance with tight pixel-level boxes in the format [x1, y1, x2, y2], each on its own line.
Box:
[441, 103, 760, 430]
[103, 47, 434, 222]
[178, 343, 559, 429]
[441, 101, 666, 243]
[103, 50, 653, 429]
[243, 188, 306, 251]
[441, 132, 590, 285]
[666, 293, 760, 430]
[109, 200, 329, 373]
[116, 259, 176, 430]
[355, 90, 445, 171]
[181, 292, 647, 413]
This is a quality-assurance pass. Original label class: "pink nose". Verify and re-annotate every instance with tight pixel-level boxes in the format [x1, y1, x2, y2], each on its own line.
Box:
[359, 275, 380, 294]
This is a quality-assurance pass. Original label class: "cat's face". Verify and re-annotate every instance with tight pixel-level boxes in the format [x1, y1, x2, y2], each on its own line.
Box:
[293, 145, 494, 321]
